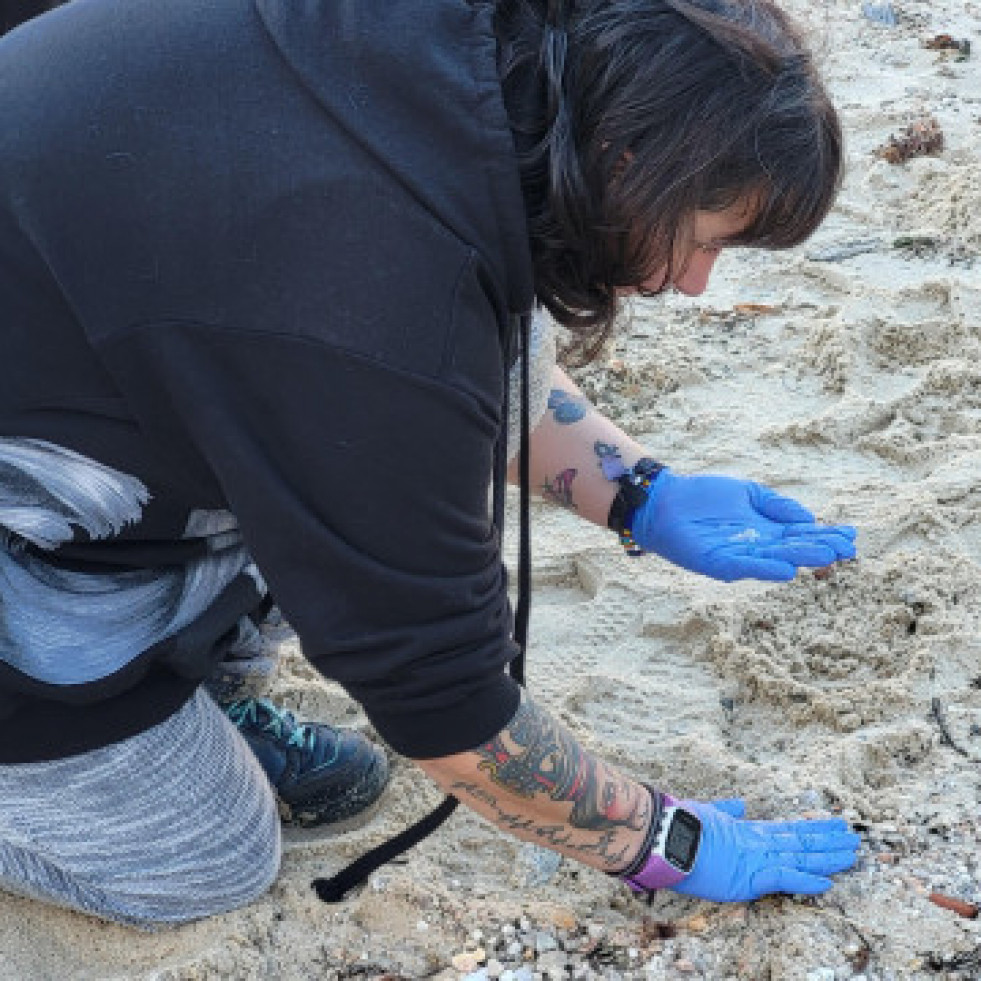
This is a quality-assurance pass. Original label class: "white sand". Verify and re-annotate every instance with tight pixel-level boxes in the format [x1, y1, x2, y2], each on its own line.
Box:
[3, 1, 981, 977]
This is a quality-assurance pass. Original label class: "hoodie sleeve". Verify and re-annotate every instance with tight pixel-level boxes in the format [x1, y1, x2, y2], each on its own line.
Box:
[96, 261, 522, 760]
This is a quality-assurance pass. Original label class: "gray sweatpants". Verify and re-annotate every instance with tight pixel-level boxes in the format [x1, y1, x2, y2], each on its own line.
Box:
[0, 688, 281, 929]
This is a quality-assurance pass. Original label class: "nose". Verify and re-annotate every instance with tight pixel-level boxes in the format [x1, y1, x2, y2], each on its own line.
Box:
[672, 249, 720, 297]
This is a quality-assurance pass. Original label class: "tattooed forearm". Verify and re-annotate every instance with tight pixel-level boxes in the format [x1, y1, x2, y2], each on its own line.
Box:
[475, 696, 649, 835]
[547, 388, 589, 425]
[541, 468, 577, 510]
[450, 780, 636, 868]
[418, 694, 652, 873]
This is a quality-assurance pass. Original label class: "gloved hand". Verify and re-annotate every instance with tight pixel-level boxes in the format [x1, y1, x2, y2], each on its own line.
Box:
[670, 798, 861, 902]
[631, 470, 857, 581]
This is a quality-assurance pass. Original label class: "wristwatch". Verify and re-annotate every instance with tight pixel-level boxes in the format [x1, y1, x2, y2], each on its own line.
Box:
[616, 792, 702, 892]
[606, 457, 665, 557]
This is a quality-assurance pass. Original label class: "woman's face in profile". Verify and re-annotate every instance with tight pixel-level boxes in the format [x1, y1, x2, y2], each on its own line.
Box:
[630, 200, 758, 298]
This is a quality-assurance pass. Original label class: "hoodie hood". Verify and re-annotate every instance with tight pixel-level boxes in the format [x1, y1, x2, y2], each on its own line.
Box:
[255, 0, 535, 315]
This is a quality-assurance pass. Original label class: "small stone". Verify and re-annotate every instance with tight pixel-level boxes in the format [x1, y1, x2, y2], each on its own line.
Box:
[805, 969, 836, 981]
[486, 960, 504, 979]
[538, 951, 568, 974]
[417, 920, 430, 932]
[506, 941, 524, 959]
[681, 914, 710, 933]
[587, 923, 605, 940]
[500, 972, 516, 981]
[861, 2, 896, 27]
[675, 959, 696, 973]
[535, 932, 559, 954]
[641, 956, 666, 978]
[514, 844, 563, 887]
[452, 950, 487, 973]
[800, 789, 823, 810]
[547, 908, 577, 932]
[807, 238, 882, 263]
[463, 971, 489, 981]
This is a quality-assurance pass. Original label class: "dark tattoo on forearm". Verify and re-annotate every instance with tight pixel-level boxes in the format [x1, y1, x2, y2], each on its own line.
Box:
[548, 388, 588, 425]
[474, 696, 649, 835]
[450, 780, 630, 865]
[542, 468, 577, 510]
[594, 441, 626, 480]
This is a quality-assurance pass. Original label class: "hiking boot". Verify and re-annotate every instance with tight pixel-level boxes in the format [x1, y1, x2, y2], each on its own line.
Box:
[222, 697, 389, 828]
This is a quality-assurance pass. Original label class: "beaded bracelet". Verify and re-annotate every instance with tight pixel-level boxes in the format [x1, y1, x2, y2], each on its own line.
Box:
[606, 457, 664, 557]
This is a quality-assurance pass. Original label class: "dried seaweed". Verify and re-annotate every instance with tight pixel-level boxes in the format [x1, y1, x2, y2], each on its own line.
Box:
[924, 34, 971, 59]
[877, 117, 945, 164]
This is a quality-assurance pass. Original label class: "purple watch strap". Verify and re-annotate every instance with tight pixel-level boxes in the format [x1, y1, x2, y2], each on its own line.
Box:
[622, 852, 688, 892]
[620, 793, 688, 893]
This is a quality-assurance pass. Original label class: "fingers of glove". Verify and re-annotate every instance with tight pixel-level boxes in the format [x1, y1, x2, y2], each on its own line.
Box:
[796, 829, 863, 854]
[768, 849, 859, 877]
[748, 817, 857, 841]
[705, 798, 746, 818]
[815, 534, 857, 561]
[746, 825, 862, 857]
[750, 867, 834, 898]
[749, 485, 815, 524]
[776, 527, 858, 560]
[753, 541, 838, 568]
[706, 553, 797, 582]
[780, 522, 857, 542]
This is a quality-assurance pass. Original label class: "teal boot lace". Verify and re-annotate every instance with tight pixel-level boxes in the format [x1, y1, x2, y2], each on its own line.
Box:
[224, 697, 318, 754]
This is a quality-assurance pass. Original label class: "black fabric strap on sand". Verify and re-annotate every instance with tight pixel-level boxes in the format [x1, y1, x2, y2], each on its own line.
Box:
[313, 311, 533, 903]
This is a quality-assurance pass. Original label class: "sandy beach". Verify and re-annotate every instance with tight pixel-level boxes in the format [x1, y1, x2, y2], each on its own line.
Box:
[3, 1, 981, 977]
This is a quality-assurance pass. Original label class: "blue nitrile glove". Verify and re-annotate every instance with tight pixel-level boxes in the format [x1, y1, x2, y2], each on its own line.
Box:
[631, 469, 857, 582]
[671, 798, 861, 902]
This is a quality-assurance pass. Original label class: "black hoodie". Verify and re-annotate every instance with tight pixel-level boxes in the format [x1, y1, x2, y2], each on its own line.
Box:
[0, 0, 535, 762]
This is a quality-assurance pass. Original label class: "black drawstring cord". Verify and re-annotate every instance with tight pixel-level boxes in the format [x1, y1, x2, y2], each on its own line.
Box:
[312, 311, 534, 903]
[311, 795, 460, 903]
[512, 310, 532, 681]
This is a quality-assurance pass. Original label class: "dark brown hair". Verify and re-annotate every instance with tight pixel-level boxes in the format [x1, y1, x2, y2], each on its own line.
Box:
[495, 0, 843, 360]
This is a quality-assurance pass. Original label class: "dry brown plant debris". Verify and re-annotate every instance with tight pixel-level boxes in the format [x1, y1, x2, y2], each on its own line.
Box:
[877, 116, 945, 164]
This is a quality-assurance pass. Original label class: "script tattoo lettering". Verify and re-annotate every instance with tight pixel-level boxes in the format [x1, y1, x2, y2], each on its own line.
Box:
[449, 781, 633, 866]
[547, 389, 588, 425]
[474, 696, 649, 837]
[542, 468, 577, 510]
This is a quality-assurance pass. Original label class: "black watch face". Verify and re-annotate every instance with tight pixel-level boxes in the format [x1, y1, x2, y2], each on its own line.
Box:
[664, 809, 702, 872]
